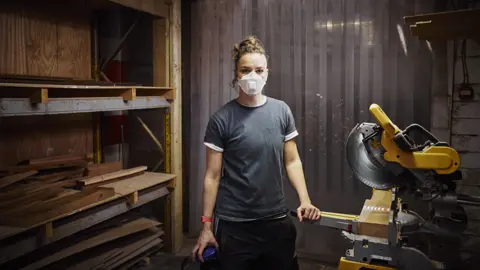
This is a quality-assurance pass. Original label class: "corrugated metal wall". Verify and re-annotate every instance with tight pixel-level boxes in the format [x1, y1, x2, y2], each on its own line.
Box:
[184, 0, 442, 261]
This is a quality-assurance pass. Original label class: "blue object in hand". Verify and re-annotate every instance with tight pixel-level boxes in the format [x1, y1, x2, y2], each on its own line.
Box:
[197, 246, 217, 262]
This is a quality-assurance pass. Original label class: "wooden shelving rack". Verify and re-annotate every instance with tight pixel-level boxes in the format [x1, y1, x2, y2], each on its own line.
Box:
[0, 0, 182, 268]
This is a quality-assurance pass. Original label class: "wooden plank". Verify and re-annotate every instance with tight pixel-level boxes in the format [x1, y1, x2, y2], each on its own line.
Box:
[0, 170, 37, 189]
[452, 118, 480, 135]
[0, 179, 77, 203]
[97, 228, 163, 268]
[0, 187, 65, 210]
[117, 245, 162, 270]
[63, 228, 162, 270]
[0, 160, 88, 173]
[79, 166, 148, 186]
[108, 238, 163, 269]
[0, 172, 173, 239]
[0, 187, 115, 227]
[65, 248, 121, 270]
[23, 217, 160, 270]
[404, 8, 480, 24]
[0, 185, 170, 264]
[29, 168, 85, 182]
[85, 161, 123, 177]
[357, 190, 392, 238]
[0, 82, 173, 90]
[404, 9, 480, 41]
[452, 135, 480, 152]
[0, 83, 175, 101]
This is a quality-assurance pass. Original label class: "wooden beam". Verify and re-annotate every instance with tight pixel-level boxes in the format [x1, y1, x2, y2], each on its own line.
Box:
[30, 88, 48, 104]
[153, 18, 170, 87]
[121, 88, 136, 101]
[107, 0, 169, 18]
[169, 0, 183, 254]
[153, 0, 182, 253]
[404, 8, 480, 41]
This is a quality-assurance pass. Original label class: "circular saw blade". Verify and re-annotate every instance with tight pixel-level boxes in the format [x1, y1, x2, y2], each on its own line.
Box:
[345, 123, 404, 190]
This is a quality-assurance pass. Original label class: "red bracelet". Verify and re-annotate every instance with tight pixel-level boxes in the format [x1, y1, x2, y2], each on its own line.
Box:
[201, 216, 213, 223]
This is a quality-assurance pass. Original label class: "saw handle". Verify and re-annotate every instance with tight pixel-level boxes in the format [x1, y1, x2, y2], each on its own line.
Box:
[369, 104, 400, 136]
[289, 210, 320, 224]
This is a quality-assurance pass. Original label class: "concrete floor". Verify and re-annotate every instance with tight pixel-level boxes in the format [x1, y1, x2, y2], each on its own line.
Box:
[136, 237, 336, 270]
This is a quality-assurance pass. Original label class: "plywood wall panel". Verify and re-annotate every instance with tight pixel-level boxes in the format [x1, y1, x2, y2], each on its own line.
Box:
[0, 114, 93, 167]
[56, 4, 92, 79]
[0, 2, 27, 76]
[0, 0, 91, 79]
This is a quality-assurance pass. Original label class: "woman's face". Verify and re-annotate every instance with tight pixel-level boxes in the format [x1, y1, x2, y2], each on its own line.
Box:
[235, 53, 268, 81]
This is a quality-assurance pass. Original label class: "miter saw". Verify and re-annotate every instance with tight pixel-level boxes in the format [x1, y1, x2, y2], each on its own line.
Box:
[293, 104, 480, 270]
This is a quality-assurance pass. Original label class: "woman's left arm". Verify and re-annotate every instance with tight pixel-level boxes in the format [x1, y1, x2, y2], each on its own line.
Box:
[284, 139, 321, 222]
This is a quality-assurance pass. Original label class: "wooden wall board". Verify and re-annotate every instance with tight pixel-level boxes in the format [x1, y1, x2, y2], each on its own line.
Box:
[0, 113, 94, 167]
[0, 0, 91, 79]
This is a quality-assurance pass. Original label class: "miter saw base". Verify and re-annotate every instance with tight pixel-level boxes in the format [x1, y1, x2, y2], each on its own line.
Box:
[338, 257, 395, 270]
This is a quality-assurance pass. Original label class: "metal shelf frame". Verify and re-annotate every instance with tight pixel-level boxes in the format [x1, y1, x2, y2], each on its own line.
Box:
[0, 97, 170, 117]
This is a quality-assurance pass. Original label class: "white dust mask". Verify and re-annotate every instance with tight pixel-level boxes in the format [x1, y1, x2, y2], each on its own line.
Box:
[237, 71, 267, 96]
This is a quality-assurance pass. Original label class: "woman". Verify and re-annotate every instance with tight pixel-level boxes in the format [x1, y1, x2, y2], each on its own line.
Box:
[192, 36, 321, 270]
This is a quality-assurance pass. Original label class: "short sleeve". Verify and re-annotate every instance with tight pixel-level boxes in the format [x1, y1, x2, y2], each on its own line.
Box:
[284, 103, 299, 141]
[204, 115, 225, 152]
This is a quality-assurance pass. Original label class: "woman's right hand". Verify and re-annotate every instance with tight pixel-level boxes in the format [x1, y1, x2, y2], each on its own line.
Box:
[192, 226, 219, 262]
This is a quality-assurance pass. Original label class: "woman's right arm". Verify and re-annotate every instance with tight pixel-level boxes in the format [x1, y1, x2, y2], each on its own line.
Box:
[192, 146, 223, 261]
[202, 147, 223, 231]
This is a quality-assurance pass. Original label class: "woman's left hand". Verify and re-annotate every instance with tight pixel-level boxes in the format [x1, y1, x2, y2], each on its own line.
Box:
[297, 201, 321, 222]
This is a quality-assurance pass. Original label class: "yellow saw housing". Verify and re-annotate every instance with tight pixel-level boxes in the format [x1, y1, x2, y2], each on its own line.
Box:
[369, 104, 460, 174]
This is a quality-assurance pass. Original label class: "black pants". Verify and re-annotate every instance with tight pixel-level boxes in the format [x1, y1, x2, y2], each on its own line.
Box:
[214, 216, 299, 270]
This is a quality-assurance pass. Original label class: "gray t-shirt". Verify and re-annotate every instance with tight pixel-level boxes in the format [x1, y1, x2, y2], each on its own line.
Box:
[204, 97, 298, 221]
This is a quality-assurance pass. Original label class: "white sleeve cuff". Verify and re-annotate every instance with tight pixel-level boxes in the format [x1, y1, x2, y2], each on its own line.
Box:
[204, 142, 224, 152]
[285, 130, 299, 141]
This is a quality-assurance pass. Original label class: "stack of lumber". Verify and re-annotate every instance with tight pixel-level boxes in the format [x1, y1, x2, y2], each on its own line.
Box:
[1, 213, 164, 270]
[0, 154, 172, 269]
[0, 155, 124, 228]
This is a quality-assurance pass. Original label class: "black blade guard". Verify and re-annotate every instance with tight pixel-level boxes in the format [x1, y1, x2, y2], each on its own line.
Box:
[345, 123, 404, 190]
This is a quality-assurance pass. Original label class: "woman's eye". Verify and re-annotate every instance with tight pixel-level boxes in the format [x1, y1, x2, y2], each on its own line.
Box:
[256, 70, 264, 74]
